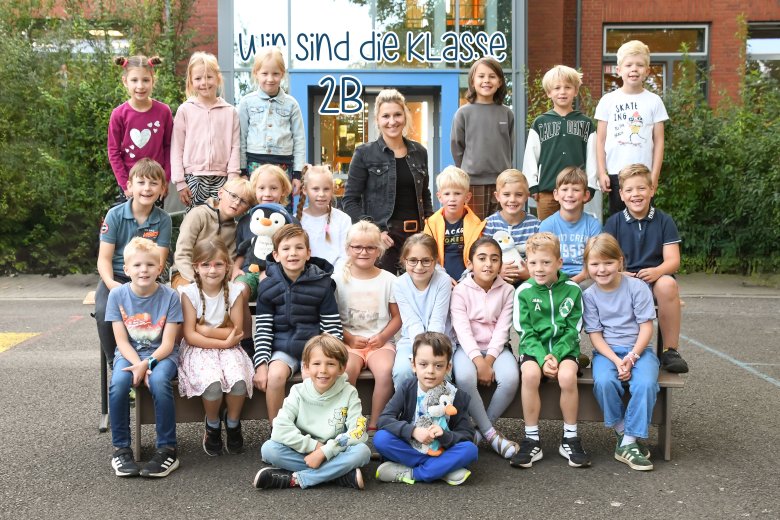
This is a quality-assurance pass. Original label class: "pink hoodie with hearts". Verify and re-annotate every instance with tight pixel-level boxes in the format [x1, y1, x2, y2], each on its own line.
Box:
[107, 99, 174, 188]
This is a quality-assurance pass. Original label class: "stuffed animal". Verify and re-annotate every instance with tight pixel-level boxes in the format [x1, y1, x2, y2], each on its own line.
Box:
[410, 384, 458, 456]
[240, 203, 297, 273]
[334, 416, 368, 448]
[492, 230, 525, 267]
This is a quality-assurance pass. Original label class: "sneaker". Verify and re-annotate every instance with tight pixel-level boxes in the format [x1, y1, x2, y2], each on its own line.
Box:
[111, 447, 140, 477]
[128, 387, 136, 408]
[334, 468, 364, 490]
[615, 433, 651, 459]
[375, 461, 415, 484]
[509, 437, 543, 468]
[140, 447, 179, 478]
[253, 467, 295, 489]
[558, 436, 591, 468]
[615, 442, 654, 471]
[221, 410, 244, 454]
[660, 349, 689, 373]
[203, 421, 223, 456]
[442, 467, 471, 486]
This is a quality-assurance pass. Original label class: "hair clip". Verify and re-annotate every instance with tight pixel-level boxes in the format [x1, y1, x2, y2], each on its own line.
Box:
[147, 58, 155, 68]
[121, 58, 128, 68]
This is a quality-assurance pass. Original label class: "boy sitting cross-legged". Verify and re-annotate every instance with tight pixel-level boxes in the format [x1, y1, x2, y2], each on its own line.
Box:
[254, 334, 372, 490]
[511, 232, 590, 469]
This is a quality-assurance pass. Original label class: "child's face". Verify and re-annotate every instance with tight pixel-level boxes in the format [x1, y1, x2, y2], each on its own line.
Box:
[472, 63, 501, 103]
[617, 55, 649, 90]
[123, 67, 154, 104]
[526, 249, 562, 286]
[403, 243, 436, 287]
[305, 345, 345, 394]
[553, 182, 588, 212]
[468, 244, 502, 289]
[437, 185, 471, 221]
[304, 172, 334, 214]
[546, 79, 577, 111]
[376, 101, 406, 141]
[194, 257, 229, 288]
[413, 344, 451, 391]
[191, 64, 219, 100]
[218, 187, 251, 219]
[273, 235, 311, 277]
[494, 182, 529, 219]
[255, 172, 286, 204]
[128, 176, 164, 206]
[256, 60, 283, 97]
[586, 253, 622, 290]
[124, 250, 162, 291]
[619, 175, 654, 217]
[347, 232, 381, 270]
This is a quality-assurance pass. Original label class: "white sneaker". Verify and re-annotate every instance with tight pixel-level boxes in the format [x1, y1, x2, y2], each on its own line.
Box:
[442, 467, 471, 486]
[375, 461, 414, 484]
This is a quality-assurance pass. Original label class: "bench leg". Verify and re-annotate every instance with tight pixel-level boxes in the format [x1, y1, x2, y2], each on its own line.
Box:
[99, 349, 109, 433]
[134, 395, 142, 461]
[657, 389, 673, 461]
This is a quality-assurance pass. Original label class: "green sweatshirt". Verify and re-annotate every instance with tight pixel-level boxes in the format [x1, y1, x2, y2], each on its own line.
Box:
[513, 271, 583, 366]
[270, 374, 366, 460]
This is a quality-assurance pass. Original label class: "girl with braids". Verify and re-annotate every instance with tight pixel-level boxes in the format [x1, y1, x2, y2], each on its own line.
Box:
[178, 238, 254, 456]
[108, 55, 173, 201]
[298, 164, 351, 269]
[332, 221, 400, 432]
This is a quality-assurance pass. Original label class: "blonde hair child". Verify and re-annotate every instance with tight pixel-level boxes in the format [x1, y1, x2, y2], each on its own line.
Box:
[172, 52, 240, 211]
[178, 238, 254, 456]
[332, 221, 400, 431]
[108, 55, 173, 199]
[238, 47, 305, 202]
[298, 164, 352, 269]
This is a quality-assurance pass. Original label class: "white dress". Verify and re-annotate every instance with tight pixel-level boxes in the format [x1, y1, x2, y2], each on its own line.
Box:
[177, 282, 254, 398]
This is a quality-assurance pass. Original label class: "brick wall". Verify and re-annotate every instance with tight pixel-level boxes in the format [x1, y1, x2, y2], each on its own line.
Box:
[190, 0, 219, 56]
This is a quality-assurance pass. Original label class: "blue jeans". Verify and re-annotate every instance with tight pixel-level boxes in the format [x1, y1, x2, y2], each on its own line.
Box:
[109, 353, 178, 449]
[373, 430, 478, 482]
[392, 340, 414, 391]
[592, 346, 660, 439]
[260, 440, 371, 489]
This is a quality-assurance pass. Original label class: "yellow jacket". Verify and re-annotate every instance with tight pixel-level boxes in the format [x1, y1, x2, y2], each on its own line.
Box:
[424, 206, 486, 267]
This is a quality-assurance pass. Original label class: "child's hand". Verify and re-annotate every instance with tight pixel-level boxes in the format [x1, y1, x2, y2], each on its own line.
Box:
[122, 359, 149, 387]
[292, 179, 302, 196]
[253, 364, 269, 391]
[599, 173, 611, 193]
[380, 231, 394, 248]
[500, 261, 522, 284]
[542, 354, 558, 379]
[475, 358, 495, 386]
[428, 424, 444, 438]
[304, 447, 326, 469]
[412, 427, 434, 444]
[348, 335, 369, 350]
[225, 327, 242, 346]
[366, 334, 384, 350]
[177, 186, 192, 206]
[615, 359, 632, 381]
[635, 267, 662, 284]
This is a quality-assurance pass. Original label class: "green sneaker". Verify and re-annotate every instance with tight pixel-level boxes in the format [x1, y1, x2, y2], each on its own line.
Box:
[615, 432, 651, 459]
[128, 387, 136, 408]
[615, 442, 654, 471]
[375, 462, 415, 484]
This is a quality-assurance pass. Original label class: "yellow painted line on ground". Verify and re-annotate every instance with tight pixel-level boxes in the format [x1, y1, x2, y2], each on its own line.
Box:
[0, 333, 39, 353]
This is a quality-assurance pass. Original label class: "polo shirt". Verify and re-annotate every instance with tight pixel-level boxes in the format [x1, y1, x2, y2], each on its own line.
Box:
[603, 207, 680, 272]
[99, 200, 172, 274]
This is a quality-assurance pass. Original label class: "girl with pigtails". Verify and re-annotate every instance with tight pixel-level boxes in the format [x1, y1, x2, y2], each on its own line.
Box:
[108, 55, 173, 201]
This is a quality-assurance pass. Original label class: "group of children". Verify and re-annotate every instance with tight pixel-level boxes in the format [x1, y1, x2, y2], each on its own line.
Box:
[97, 38, 688, 486]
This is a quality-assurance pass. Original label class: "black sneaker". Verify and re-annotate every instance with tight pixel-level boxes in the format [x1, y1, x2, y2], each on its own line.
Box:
[253, 467, 295, 489]
[334, 468, 364, 490]
[140, 447, 179, 478]
[558, 436, 591, 468]
[660, 349, 689, 373]
[203, 421, 223, 456]
[221, 409, 244, 454]
[509, 437, 543, 468]
[111, 447, 140, 477]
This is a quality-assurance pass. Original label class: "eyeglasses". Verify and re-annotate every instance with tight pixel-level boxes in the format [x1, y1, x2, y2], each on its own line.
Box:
[223, 189, 249, 207]
[405, 257, 434, 267]
[198, 261, 227, 270]
[349, 245, 378, 254]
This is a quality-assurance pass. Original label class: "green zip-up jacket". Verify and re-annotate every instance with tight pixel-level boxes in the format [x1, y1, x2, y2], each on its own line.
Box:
[513, 271, 583, 366]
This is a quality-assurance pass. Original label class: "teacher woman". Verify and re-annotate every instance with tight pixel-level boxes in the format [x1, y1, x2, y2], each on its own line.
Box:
[342, 89, 433, 273]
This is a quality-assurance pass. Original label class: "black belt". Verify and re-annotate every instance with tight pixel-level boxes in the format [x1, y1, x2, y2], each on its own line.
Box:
[386, 219, 420, 233]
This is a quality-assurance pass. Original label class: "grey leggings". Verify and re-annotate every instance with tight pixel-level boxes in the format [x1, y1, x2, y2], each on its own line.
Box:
[452, 346, 519, 434]
[202, 380, 247, 401]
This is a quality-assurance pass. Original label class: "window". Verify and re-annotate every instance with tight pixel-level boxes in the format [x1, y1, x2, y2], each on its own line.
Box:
[602, 25, 709, 96]
[747, 23, 780, 82]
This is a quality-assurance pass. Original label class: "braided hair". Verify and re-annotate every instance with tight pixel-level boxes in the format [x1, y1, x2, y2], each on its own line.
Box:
[191, 239, 233, 328]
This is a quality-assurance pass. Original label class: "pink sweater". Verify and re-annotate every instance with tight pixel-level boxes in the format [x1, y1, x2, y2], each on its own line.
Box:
[171, 97, 240, 191]
[450, 274, 514, 360]
[107, 100, 173, 186]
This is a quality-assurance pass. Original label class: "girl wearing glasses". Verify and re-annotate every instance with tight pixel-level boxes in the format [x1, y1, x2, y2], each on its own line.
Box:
[392, 233, 453, 390]
[332, 221, 400, 432]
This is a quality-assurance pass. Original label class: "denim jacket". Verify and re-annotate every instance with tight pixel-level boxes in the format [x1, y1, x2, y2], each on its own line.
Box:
[342, 136, 433, 231]
[238, 89, 305, 171]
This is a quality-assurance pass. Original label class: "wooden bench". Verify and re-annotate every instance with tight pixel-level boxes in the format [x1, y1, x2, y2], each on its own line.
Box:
[133, 368, 685, 461]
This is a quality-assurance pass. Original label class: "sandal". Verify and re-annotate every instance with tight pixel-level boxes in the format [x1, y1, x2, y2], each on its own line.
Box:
[488, 430, 519, 459]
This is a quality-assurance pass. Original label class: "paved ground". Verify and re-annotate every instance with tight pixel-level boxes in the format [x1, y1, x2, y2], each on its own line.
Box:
[0, 274, 778, 519]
